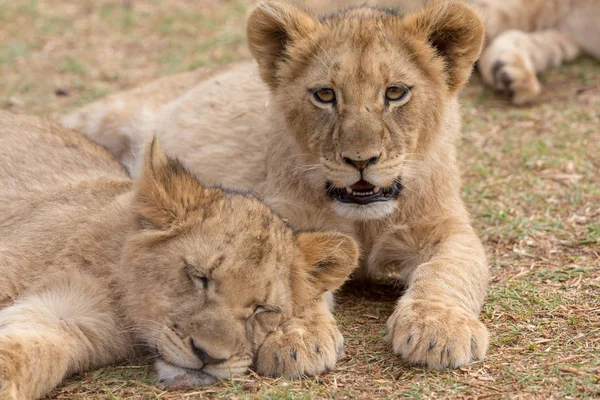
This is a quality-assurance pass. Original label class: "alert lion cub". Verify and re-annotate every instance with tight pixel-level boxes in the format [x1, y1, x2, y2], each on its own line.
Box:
[0, 110, 358, 399]
[64, 0, 489, 370]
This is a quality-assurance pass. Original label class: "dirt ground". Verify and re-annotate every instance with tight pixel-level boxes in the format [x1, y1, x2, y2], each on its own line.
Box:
[1, 0, 599, 399]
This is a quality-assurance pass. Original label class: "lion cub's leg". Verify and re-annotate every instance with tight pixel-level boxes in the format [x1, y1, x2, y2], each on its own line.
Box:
[0, 272, 131, 400]
[382, 220, 490, 369]
[255, 295, 344, 377]
[478, 29, 581, 105]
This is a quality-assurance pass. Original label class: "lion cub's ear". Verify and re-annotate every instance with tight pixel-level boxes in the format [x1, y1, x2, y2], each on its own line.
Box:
[247, 0, 317, 89]
[401, 0, 485, 94]
[296, 231, 359, 297]
[133, 138, 207, 230]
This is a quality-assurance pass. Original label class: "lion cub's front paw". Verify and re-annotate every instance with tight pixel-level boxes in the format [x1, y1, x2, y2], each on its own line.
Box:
[255, 318, 344, 377]
[479, 46, 541, 105]
[386, 298, 489, 369]
[491, 57, 541, 105]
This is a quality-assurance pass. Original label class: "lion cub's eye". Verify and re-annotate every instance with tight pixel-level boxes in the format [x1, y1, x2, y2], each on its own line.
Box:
[184, 265, 209, 289]
[196, 275, 209, 289]
[313, 88, 336, 104]
[385, 86, 410, 102]
[253, 305, 280, 315]
[252, 305, 282, 330]
[190, 274, 209, 290]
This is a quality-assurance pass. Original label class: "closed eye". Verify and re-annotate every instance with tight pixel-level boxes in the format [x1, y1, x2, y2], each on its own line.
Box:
[184, 262, 210, 289]
[197, 276, 209, 289]
[253, 305, 280, 314]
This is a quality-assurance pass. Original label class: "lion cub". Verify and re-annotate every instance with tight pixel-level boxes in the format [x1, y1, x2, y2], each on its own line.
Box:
[0, 111, 358, 400]
[63, 0, 490, 372]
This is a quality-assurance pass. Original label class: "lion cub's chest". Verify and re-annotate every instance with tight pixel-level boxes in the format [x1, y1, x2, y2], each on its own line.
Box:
[351, 221, 411, 282]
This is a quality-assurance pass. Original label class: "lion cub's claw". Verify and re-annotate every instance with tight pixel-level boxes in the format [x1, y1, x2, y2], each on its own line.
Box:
[255, 320, 343, 377]
[386, 299, 489, 369]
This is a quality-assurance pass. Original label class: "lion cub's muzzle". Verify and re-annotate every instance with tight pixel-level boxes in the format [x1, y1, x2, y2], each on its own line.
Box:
[191, 339, 227, 366]
[326, 179, 402, 205]
[155, 326, 253, 387]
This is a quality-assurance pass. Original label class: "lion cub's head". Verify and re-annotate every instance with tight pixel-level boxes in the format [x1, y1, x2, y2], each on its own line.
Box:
[118, 140, 358, 386]
[247, 0, 484, 220]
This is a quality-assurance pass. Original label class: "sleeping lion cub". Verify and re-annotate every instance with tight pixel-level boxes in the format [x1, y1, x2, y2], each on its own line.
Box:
[0, 110, 358, 400]
[63, 0, 490, 372]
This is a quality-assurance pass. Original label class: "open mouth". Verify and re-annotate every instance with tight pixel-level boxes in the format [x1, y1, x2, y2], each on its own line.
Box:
[326, 179, 402, 205]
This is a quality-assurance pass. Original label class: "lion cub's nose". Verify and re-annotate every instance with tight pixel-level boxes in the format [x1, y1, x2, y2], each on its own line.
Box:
[343, 155, 380, 171]
[191, 340, 227, 365]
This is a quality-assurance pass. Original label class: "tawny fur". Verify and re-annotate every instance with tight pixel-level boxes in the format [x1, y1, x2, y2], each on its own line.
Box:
[302, 0, 600, 105]
[62, 0, 489, 371]
[0, 110, 359, 400]
[473, 0, 599, 105]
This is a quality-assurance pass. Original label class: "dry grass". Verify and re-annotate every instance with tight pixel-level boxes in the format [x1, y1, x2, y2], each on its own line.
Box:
[1, 0, 599, 398]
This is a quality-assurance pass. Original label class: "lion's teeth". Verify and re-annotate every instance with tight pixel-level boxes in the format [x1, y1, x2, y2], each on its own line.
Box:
[374, 187, 380, 193]
[346, 187, 353, 194]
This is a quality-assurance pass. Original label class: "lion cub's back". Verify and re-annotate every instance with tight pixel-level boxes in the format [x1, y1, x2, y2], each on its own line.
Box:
[138, 62, 273, 191]
[562, 0, 600, 57]
[0, 110, 128, 201]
